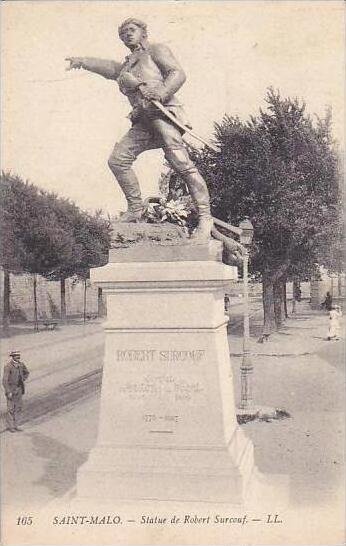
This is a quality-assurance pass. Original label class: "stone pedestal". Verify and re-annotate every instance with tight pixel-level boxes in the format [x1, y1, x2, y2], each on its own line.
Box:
[76, 240, 257, 504]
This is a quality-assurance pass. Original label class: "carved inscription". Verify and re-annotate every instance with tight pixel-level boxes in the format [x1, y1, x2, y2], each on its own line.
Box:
[119, 374, 204, 402]
[115, 349, 205, 362]
[143, 414, 179, 423]
[116, 349, 206, 407]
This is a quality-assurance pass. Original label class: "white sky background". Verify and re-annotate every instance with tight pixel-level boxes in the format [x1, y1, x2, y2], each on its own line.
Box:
[1, 0, 345, 216]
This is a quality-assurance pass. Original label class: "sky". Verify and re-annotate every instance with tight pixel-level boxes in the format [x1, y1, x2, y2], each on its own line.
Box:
[1, 0, 345, 216]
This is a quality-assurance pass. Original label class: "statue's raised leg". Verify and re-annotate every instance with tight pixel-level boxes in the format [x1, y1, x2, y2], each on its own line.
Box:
[108, 125, 157, 221]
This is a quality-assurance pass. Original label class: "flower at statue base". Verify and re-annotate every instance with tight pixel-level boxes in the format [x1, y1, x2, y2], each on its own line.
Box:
[143, 197, 195, 231]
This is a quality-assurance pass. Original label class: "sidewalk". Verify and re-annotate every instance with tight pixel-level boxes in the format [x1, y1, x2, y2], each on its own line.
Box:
[1, 320, 104, 360]
[230, 301, 345, 356]
[230, 301, 345, 510]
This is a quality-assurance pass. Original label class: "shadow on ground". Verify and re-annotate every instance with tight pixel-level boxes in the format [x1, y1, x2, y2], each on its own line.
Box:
[1, 319, 103, 339]
[28, 431, 88, 497]
[245, 413, 344, 506]
[316, 339, 345, 370]
[0, 326, 41, 338]
[227, 312, 264, 338]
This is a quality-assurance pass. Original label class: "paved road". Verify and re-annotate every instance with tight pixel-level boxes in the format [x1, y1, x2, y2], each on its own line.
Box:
[1, 323, 105, 431]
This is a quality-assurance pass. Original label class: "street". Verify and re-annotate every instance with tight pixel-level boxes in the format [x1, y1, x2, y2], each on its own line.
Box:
[0, 323, 105, 429]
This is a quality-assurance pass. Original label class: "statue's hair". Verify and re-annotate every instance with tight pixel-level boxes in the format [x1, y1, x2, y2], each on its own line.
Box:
[118, 18, 148, 38]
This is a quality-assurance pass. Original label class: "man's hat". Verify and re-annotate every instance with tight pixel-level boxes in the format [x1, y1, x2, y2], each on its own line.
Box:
[9, 350, 20, 357]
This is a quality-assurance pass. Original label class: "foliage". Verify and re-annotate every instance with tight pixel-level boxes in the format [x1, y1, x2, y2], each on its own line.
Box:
[0, 172, 74, 275]
[0, 176, 26, 272]
[162, 89, 342, 331]
[194, 89, 342, 282]
[45, 204, 111, 281]
[143, 197, 192, 229]
[0, 172, 111, 278]
[0, 171, 111, 324]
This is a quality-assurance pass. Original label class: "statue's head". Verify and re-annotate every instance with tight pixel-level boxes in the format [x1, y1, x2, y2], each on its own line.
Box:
[118, 18, 148, 50]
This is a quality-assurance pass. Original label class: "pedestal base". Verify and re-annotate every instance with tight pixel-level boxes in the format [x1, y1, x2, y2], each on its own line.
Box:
[77, 426, 254, 504]
[75, 242, 286, 508]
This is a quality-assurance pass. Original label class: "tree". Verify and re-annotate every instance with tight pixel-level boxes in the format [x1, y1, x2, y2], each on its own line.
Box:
[0, 175, 26, 330]
[71, 210, 111, 322]
[41, 197, 111, 321]
[173, 90, 342, 333]
[41, 196, 110, 322]
[0, 173, 75, 329]
[0, 172, 111, 330]
[40, 193, 83, 322]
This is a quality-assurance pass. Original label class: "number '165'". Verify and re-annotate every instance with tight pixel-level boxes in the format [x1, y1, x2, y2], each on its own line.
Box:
[17, 516, 33, 525]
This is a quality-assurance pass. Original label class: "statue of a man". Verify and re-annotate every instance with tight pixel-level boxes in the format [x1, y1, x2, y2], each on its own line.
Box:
[66, 18, 212, 241]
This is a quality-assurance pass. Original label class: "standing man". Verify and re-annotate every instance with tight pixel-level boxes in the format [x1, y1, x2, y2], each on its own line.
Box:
[322, 291, 333, 311]
[2, 351, 29, 432]
[66, 18, 212, 241]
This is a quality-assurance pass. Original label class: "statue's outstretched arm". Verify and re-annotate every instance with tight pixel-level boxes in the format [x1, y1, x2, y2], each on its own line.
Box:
[66, 57, 122, 80]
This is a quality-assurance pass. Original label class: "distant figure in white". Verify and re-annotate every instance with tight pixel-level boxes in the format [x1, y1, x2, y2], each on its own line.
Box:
[327, 305, 342, 341]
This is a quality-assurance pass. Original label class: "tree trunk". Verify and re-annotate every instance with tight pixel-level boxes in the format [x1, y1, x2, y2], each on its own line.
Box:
[60, 278, 66, 322]
[97, 287, 105, 317]
[262, 264, 290, 336]
[273, 279, 284, 329]
[282, 279, 288, 318]
[292, 298, 297, 315]
[262, 275, 275, 335]
[3, 269, 11, 334]
[292, 278, 300, 314]
[83, 279, 87, 323]
[33, 274, 39, 331]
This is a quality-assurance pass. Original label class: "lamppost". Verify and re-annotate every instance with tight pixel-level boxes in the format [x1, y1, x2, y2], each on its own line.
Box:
[212, 215, 289, 423]
[238, 217, 255, 414]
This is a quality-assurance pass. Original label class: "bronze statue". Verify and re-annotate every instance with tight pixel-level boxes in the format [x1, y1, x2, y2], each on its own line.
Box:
[66, 18, 212, 241]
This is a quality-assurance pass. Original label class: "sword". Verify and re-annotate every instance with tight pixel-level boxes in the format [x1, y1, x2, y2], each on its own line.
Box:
[151, 100, 220, 153]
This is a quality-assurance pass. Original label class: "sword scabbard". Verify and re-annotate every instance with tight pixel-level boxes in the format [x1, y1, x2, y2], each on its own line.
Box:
[151, 100, 219, 153]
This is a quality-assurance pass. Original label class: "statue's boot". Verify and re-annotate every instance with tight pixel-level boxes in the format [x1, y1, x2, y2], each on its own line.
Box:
[163, 147, 213, 242]
[108, 161, 144, 223]
[183, 169, 213, 242]
[118, 209, 143, 223]
[190, 215, 214, 241]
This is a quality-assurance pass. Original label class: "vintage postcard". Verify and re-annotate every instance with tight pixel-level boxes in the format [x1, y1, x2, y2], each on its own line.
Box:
[1, 1, 345, 545]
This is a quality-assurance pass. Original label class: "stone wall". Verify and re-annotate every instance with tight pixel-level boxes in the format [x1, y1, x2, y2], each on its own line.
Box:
[0, 270, 102, 323]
